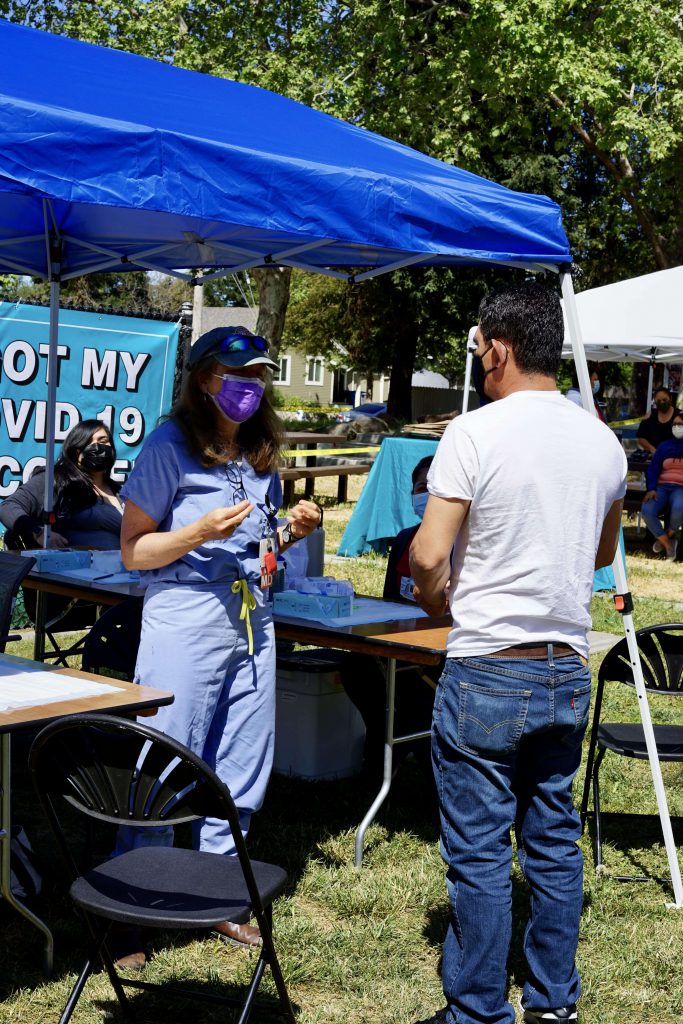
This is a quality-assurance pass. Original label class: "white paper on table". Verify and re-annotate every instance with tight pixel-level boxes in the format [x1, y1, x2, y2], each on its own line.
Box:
[325, 598, 429, 627]
[0, 662, 123, 714]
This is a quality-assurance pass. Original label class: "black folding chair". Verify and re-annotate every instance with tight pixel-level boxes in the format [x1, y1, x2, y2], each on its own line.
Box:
[0, 550, 36, 651]
[29, 714, 295, 1024]
[81, 597, 143, 680]
[580, 623, 683, 881]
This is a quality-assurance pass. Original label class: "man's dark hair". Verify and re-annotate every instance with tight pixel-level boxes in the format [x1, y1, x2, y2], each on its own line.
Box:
[411, 455, 433, 489]
[478, 281, 564, 377]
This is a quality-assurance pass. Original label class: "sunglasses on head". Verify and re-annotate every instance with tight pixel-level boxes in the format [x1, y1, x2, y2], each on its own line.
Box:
[218, 333, 268, 355]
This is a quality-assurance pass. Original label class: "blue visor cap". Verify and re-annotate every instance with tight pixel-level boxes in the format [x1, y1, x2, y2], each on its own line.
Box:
[188, 327, 280, 370]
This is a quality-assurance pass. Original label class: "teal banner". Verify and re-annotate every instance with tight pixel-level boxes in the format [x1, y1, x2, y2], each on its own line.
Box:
[0, 303, 179, 497]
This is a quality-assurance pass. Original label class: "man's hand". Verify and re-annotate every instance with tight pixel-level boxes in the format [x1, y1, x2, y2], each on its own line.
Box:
[412, 582, 450, 618]
[643, 490, 657, 503]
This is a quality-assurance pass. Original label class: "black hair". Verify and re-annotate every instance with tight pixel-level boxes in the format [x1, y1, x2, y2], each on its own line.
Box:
[54, 419, 118, 515]
[411, 455, 434, 490]
[478, 281, 563, 377]
[654, 387, 674, 402]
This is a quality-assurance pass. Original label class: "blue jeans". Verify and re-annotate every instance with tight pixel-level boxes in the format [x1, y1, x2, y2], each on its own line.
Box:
[641, 484, 683, 540]
[432, 650, 591, 1024]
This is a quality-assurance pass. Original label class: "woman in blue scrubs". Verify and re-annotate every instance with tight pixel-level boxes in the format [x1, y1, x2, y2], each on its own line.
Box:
[120, 326, 321, 950]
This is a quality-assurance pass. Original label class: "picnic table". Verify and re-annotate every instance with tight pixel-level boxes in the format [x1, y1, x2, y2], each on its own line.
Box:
[281, 431, 377, 505]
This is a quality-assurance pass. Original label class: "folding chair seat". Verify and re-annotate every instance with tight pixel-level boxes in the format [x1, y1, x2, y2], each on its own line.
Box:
[81, 597, 143, 680]
[29, 714, 295, 1024]
[580, 622, 683, 882]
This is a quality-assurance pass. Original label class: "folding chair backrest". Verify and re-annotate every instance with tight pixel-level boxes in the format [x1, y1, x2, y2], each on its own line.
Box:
[0, 550, 36, 652]
[29, 715, 246, 860]
[81, 597, 143, 679]
[598, 623, 683, 696]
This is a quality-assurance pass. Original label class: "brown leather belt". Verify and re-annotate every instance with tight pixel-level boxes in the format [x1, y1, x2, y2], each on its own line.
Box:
[483, 643, 578, 660]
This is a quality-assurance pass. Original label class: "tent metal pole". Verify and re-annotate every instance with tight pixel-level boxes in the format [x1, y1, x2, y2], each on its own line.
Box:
[647, 360, 655, 410]
[461, 327, 478, 414]
[561, 270, 683, 908]
[42, 246, 61, 548]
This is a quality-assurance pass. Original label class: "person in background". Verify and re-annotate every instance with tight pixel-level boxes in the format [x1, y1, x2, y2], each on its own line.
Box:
[565, 366, 606, 422]
[118, 326, 320, 964]
[641, 413, 683, 560]
[0, 419, 122, 550]
[637, 387, 676, 453]
[341, 455, 439, 776]
[410, 282, 625, 1024]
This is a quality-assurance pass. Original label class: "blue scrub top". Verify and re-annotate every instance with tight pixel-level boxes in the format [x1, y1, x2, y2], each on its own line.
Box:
[120, 419, 282, 586]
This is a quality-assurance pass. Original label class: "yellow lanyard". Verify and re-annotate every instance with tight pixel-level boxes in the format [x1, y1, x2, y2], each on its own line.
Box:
[231, 579, 257, 656]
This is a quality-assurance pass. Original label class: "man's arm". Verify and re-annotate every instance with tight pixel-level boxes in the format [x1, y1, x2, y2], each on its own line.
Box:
[595, 499, 624, 569]
[409, 495, 470, 616]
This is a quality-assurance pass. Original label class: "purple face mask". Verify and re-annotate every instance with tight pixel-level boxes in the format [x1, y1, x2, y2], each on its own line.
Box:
[211, 373, 265, 423]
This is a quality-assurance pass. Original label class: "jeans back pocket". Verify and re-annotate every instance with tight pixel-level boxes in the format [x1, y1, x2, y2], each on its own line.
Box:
[457, 681, 531, 756]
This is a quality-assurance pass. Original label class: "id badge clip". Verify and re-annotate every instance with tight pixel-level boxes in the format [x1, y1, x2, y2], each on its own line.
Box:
[259, 534, 277, 589]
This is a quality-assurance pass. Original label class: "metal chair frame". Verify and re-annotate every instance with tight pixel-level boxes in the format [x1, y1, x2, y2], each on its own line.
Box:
[29, 714, 296, 1024]
[580, 622, 683, 882]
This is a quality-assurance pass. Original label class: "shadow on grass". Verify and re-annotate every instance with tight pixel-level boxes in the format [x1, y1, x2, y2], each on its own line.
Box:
[582, 811, 683, 894]
[249, 756, 440, 877]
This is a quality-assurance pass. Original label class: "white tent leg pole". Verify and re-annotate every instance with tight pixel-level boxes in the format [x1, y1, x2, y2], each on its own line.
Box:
[42, 252, 60, 548]
[647, 362, 655, 411]
[561, 270, 683, 908]
[461, 328, 478, 414]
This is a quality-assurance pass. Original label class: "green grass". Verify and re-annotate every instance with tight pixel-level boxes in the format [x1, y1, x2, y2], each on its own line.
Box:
[3, 498, 683, 1023]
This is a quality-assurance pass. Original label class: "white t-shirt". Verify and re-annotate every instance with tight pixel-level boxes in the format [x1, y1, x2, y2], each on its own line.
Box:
[428, 390, 627, 659]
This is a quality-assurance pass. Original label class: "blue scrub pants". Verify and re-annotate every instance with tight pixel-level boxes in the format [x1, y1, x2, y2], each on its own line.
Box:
[127, 581, 276, 856]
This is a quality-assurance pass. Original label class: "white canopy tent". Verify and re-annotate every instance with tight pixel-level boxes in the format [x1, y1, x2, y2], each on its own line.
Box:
[560, 266, 683, 365]
[561, 266, 683, 409]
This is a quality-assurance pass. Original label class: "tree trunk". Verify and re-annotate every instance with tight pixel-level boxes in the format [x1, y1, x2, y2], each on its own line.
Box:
[253, 267, 292, 358]
[386, 330, 416, 420]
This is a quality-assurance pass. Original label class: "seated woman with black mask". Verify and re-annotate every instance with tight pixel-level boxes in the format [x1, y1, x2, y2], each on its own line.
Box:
[0, 419, 122, 550]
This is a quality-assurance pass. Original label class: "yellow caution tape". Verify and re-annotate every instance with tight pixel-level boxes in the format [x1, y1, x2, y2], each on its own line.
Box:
[232, 579, 257, 656]
[281, 446, 380, 458]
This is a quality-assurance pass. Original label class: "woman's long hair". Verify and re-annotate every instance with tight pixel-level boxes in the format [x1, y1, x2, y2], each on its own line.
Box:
[171, 360, 282, 472]
[54, 419, 118, 515]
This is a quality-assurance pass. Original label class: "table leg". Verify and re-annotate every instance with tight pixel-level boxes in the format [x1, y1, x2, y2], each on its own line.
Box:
[354, 657, 396, 868]
[33, 589, 47, 663]
[0, 733, 54, 975]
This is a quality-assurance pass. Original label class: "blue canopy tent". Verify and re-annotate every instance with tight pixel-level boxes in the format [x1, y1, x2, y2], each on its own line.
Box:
[0, 20, 680, 905]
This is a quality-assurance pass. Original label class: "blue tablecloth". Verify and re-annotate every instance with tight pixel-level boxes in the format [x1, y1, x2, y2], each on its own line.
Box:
[338, 434, 619, 593]
[337, 436, 438, 556]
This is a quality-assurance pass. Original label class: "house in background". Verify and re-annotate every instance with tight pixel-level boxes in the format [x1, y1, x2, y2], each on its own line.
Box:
[198, 306, 462, 415]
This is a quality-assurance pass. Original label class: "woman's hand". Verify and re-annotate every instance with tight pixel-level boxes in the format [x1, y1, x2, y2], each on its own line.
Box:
[285, 499, 322, 540]
[196, 500, 254, 542]
[643, 490, 657, 503]
[122, 498, 254, 571]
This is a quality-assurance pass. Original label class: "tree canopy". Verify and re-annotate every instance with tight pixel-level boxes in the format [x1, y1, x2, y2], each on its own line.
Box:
[2, 0, 681, 413]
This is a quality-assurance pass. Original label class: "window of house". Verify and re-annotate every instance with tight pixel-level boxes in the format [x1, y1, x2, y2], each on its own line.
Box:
[306, 356, 324, 385]
[273, 355, 291, 385]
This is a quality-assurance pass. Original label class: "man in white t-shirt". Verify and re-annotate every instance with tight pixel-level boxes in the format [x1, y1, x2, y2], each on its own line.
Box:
[409, 282, 626, 1024]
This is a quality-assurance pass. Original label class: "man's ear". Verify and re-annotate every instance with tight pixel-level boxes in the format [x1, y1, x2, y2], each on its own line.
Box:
[490, 338, 509, 367]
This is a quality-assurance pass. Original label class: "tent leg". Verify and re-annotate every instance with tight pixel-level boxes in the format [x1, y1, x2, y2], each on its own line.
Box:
[42, 247, 61, 548]
[561, 269, 683, 908]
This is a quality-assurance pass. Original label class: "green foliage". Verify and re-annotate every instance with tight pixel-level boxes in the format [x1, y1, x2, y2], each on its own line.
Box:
[4, 0, 681, 403]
